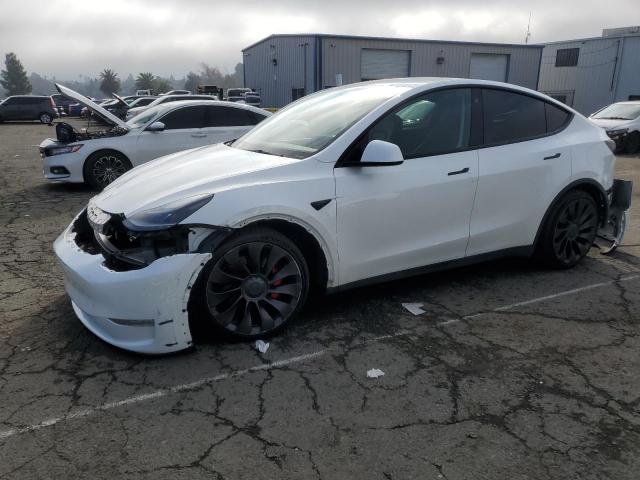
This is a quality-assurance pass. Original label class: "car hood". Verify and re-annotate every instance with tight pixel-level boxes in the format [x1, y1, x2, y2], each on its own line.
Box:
[93, 144, 300, 217]
[589, 117, 633, 130]
[55, 83, 128, 129]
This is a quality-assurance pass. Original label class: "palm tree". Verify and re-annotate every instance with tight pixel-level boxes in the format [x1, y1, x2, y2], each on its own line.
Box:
[99, 69, 120, 95]
[135, 72, 156, 91]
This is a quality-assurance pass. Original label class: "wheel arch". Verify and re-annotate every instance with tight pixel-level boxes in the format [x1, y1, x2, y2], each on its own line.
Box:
[82, 148, 132, 183]
[533, 178, 607, 249]
[236, 216, 333, 294]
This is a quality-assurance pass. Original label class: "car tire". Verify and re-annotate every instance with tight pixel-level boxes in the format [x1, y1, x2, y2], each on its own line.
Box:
[83, 151, 132, 190]
[193, 227, 310, 340]
[39, 112, 53, 124]
[537, 190, 599, 269]
[624, 131, 640, 154]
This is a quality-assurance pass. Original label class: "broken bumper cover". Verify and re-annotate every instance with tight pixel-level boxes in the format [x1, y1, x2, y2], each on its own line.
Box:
[53, 223, 211, 354]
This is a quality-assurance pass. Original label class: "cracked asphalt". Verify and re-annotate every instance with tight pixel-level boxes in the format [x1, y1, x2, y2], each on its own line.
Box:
[1, 120, 640, 479]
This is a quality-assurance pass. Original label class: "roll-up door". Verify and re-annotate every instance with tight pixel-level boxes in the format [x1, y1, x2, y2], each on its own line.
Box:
[469, 53, 509, 82]
[361, 49, 410, 80]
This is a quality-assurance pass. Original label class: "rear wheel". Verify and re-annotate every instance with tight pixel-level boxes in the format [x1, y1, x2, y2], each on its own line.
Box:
[198, 227, 310, 340]
[624, 131, 640, 154]
[538, 190, 599, 268]
[39, 112, 53, 124]
[83, 151, 131, 189]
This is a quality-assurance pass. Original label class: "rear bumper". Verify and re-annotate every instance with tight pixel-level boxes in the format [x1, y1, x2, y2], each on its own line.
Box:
[54, 220, 211, 354]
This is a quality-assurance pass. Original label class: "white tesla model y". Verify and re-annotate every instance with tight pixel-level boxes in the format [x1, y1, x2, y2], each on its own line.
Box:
[54, 78, 632, 354]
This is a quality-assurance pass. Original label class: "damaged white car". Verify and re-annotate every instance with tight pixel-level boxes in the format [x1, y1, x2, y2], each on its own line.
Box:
[39, 84, 270, 189]
[54, 78, 632, 354]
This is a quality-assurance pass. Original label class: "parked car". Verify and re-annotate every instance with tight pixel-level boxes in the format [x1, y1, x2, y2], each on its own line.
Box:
[160, 90, 191, 96]
[52, 78, 632, 354]
[40, 83, 270, 189]
[227, 88, 252, 102]
[589, 101, 640, 154]
[0, 95, 58, 123]
[126, 96, 157, 109]
[125, 94, 218, 119]
[241, 91, 261, 107]
[136, 89, 152, 96]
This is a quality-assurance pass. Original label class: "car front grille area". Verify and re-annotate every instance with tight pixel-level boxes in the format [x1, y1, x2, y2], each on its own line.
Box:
[72, 209, 190, 271]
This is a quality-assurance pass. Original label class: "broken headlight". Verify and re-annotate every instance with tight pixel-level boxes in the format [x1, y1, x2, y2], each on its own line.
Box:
[122, 193, 214, 231]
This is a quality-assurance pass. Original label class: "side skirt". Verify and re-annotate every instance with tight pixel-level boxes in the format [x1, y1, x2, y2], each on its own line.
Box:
[326, 246, 535, 294]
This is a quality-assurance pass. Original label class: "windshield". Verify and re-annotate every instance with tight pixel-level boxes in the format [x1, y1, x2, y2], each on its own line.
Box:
[592, 103, 640, 120]
[231, 85, 408, 159]
[126, 106, 162, 128]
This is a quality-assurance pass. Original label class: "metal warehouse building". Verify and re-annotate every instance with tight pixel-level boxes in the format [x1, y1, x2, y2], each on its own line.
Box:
[243, 34, 543, 108]
[539, 26, 640, 115]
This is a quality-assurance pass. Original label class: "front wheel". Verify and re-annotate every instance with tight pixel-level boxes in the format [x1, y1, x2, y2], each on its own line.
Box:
[537, 190, 599, 268]
[39, 112, 53, 124]
[83, 151, 131, 189]
[197, 227, 310, 339]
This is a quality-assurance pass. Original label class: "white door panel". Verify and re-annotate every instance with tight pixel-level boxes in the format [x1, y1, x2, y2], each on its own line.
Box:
[467, 136, 572, 255]
[135, 129, 198, 165]
[335, 151, 479, 285]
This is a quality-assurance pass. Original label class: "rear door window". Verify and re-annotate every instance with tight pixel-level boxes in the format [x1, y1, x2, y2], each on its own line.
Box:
[205, 106, 255, 127]
[482, 89, 546, 145]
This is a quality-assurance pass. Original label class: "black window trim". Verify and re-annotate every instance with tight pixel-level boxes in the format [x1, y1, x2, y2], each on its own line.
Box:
[478, 86, 574, 149]
[336, 84, 574, 167]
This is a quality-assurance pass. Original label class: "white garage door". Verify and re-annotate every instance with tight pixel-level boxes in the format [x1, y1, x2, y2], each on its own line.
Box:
[469, 54, 509, 82]
[361, 49, 410, 80]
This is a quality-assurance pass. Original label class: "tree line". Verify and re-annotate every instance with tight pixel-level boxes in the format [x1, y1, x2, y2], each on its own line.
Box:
[0, 52, 244, 98]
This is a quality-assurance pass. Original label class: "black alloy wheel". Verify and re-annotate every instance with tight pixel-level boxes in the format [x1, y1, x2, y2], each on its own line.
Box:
[202, 229, 309, 339]
[84, 151, 131, 189]
[540, 190, 598, 268]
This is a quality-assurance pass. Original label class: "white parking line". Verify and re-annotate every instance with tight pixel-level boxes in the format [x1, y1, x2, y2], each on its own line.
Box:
[0, 331, 410, 441]
[1, 274, 639, 442]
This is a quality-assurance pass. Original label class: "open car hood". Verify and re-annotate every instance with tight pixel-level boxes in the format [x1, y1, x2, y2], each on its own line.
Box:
[55, 83, 128, 129]
[112, 92, 129, 108]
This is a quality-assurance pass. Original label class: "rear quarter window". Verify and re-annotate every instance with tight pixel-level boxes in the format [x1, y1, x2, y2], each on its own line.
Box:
[545, 103, 572, 133]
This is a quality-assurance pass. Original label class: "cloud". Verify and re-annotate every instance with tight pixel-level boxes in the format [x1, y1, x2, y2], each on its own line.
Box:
[0, 0, 637, 79]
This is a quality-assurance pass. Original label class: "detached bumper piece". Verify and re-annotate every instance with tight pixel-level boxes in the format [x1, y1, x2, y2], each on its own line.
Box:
[596, 179, 633, 255]
[54, 211, 211, 354]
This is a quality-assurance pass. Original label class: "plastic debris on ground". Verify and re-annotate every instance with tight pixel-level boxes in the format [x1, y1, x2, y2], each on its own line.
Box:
[366, 368, 385, 379]
[255, 340, 269, 354]
[401, 302, 426, 315]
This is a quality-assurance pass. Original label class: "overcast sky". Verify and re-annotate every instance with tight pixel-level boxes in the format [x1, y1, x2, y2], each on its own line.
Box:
[1, 0, 638, 79]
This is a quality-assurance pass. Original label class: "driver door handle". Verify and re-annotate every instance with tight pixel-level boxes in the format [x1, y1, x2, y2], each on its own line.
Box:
[544, 153, 561, 160]
[191, 132, 207, 138]
[447, 167, 470, 176]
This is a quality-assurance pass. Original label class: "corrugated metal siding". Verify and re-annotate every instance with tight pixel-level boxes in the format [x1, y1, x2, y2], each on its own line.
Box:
[244, 34, 542, 108]
[538, 37, 640, 114]
[243, 35, 316, 108]
[615, 36, 640, 101]
[321, 37, 541, 90]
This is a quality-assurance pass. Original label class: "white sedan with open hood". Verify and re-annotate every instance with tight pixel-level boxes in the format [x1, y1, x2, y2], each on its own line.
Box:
[54, 78, 632, 354]
[39, 84, 270, 189]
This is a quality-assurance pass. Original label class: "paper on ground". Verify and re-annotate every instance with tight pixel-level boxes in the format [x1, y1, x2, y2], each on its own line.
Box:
[367, 368, 385, 379]
[255, 340, 269, 354]
[402, 303, 426, 315]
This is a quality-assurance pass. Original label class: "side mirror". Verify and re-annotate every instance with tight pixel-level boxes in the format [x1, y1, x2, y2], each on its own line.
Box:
[147, 121, 165, 132]
[350, 140, 404, 167]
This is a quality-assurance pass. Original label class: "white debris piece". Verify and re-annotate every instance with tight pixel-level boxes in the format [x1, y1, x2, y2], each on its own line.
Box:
[255, 340, 269, 354]
[367, 368, 385, 379]
[402, 302, 426, 315]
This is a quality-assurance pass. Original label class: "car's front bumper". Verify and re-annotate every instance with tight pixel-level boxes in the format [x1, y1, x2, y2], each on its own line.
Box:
[40, 149, 85, 183]
[54, 221, 211, 354]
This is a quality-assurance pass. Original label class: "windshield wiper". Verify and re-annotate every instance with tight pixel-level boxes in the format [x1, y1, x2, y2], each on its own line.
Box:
[598, 116, 631, 120]
[247, 148, 285, 157]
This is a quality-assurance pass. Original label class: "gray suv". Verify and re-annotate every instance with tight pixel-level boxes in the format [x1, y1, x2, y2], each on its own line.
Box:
[0, 95, 58, 124]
